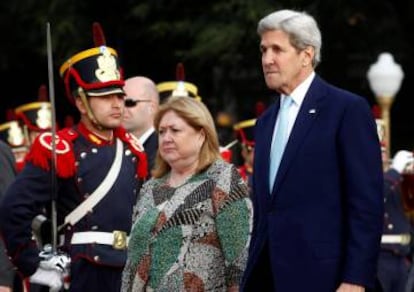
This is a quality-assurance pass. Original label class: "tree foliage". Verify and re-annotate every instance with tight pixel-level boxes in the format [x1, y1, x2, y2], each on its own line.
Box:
[1, 0, 413, 149]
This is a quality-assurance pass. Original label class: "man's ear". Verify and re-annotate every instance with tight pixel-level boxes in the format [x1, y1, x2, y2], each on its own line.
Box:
[148, 102, 156, 114]
[75, 97, 87, 115]
[302, 46, 314, 67]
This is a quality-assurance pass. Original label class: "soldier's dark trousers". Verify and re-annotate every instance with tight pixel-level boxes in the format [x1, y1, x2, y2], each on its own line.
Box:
[69, 258, 123, 292]
[378, 250, 409, 292]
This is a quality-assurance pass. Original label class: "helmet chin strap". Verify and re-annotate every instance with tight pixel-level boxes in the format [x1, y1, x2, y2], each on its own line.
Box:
[78, 87, 103, 131]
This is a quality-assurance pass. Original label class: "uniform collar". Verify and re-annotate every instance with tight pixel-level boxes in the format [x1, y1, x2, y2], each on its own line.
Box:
[77, 122, 114, 146]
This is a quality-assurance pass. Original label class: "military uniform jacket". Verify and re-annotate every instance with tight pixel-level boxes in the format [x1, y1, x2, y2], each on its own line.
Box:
[382, 168, 412, 256]
[0, 122, 147, 277]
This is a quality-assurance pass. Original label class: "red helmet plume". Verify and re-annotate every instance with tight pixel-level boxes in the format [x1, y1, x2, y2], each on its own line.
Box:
[176, 63, 185, 81]
[38, 84, 48, 101]
[93, 22, 106, 47]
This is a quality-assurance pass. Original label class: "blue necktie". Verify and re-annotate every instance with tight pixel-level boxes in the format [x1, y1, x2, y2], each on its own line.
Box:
[269, 96, 293, 193]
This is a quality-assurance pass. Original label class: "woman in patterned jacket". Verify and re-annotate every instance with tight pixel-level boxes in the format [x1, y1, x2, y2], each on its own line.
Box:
[122, 96, 253, 292]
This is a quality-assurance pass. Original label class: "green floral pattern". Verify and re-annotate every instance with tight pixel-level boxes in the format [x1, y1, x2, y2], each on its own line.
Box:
[121, 160, 253, 292]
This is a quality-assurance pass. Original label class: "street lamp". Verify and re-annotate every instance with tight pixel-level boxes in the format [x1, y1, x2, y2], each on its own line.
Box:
[367, 52, 404, 162]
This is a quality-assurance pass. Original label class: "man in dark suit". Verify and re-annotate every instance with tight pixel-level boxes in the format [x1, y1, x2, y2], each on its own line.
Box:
[122, 76, 159, 175]
[241, 9, 384, 292]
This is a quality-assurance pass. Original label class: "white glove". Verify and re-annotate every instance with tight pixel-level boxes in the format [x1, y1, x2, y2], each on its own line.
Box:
[30, 266, 63, 292]
[391, 150, 414, 173]
[30, 254, 70, 292]
[39, 253, 71, 272]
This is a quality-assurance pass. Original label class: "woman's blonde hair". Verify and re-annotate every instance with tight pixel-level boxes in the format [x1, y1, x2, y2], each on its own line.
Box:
[152, 96, 221, 178]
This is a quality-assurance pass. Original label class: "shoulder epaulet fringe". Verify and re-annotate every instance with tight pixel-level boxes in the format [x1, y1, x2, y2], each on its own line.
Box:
[114, 127, 148, 179]
[25, 129, 78, 178]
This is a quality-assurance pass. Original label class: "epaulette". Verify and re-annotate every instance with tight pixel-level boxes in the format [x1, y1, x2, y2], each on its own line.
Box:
[25, 128, 78, 178]
[114, 127, 148, 180]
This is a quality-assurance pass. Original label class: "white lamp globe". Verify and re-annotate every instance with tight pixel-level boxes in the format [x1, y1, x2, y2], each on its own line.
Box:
[367, 52, 404, 99]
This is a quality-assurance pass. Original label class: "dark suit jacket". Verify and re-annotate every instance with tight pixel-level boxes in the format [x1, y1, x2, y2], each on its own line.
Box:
[143, 131, 158, 176]
[242, 75, 384, 291]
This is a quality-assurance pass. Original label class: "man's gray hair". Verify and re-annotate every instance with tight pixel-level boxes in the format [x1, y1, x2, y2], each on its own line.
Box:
[257, 9, 322, 67]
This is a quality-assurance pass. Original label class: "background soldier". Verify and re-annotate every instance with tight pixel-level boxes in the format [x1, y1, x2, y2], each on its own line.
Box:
[0, 22, 147, 292]
[0, 115, 29, 173]
[156, 62, 201, 103]
[379, 150, 413, 292]
[233, 118, 256, 194]
[373, 105, 414, 291]
[14, 85, 52, 146]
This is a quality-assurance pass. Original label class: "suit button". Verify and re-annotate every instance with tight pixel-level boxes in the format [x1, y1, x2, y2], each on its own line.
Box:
[94, 255, 100, 262]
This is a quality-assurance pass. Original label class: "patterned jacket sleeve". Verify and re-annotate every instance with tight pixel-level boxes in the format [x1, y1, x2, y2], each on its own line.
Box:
[213, 163, 253, 288]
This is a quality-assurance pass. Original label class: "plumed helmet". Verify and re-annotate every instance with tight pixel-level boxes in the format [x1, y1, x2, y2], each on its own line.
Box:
[59, 22, 125, 102]
[156, 63, 201, 102]
[0, 109, 29, 168]
[14, 84, 52, 132]
[0, 109, 27, 149]
[233, 119, 256, 149]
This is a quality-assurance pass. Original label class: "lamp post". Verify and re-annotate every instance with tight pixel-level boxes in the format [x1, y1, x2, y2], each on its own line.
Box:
[367, 52, 404, 163]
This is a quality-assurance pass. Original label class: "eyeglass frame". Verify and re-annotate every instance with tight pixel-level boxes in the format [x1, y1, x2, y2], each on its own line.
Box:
[124, 98, 152, 108]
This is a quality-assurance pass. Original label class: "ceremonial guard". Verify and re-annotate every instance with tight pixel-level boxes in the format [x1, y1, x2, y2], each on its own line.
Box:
[0, 22, 147, 292]
[233, 118, 256, 193]
[215, 111, 236, 158]
[0, 112, 29, 172]
[372, 106, 414, 291]
[378, 151, 413, 292]
[156, 62, 201, 102]
[0, 85, 52, 174]
[15, 84, 52, 146]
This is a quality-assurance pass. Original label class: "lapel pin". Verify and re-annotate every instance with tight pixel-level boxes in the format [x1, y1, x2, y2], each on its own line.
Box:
[309, 109, 316, 114]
